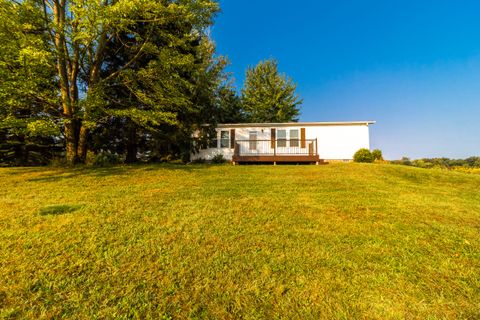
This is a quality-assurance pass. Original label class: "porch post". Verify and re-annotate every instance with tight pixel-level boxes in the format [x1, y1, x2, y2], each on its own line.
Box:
[273, 138, 276, 165]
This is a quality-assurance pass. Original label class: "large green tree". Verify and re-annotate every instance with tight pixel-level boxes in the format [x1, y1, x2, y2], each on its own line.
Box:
[1, 0, 243, 166]
[241, 59, 302, 123]
[33, 0, 218, 164]
[94, 30, 228, 162]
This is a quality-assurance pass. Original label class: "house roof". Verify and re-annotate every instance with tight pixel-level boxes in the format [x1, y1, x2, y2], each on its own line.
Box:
[217, 121, 375, 128]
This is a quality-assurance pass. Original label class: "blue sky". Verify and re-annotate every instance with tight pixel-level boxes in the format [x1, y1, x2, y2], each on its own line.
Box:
[211, 1, 480, 159]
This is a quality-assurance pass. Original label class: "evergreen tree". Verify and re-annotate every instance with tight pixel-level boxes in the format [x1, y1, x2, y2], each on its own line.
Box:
[96, 31, 228, 162]
[216, 85, 246, 123]
[241, 59, 302, 122]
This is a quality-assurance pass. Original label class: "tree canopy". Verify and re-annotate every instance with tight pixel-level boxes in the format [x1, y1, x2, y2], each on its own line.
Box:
[0, 0, 226, 165]
[0, 1, 305, 166]
[0, 0, 60, 165]
[241, 59, 302, 123]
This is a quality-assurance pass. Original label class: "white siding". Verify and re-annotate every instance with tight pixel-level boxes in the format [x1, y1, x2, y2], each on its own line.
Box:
[191, 127, 271, 161]
[308, 125, 370, 160]
[191, 123, 371, 161]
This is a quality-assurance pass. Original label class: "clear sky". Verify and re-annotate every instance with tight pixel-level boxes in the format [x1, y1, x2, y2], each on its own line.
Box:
[211, 1, 480, 159]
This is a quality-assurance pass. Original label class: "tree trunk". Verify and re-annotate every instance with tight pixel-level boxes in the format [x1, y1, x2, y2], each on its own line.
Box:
[64, 121, 78, 164]
[78, 126, 88, 163]
[53, 0, 79, 165]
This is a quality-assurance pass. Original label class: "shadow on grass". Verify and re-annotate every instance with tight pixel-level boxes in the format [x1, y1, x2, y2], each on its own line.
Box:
[27, 166, 134, 182]
[26, 163, 219, 182]
[0, 167, 43, 176]
[38, 204, 85, 216]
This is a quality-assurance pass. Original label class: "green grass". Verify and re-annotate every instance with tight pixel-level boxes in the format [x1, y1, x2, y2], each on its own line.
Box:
[0, 163, 479, 319]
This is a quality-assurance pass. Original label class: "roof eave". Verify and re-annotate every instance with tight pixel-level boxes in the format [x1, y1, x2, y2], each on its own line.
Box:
[216, 121, 376, 128]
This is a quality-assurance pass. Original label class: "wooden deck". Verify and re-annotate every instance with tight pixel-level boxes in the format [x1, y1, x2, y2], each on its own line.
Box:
[232, 138, 326, 164]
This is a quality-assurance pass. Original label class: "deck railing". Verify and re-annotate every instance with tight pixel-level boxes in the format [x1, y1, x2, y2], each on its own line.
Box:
[234, 139, 318, 157]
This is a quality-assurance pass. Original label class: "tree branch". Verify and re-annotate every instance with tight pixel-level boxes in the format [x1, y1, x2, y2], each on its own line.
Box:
[101, 33, 151, 83]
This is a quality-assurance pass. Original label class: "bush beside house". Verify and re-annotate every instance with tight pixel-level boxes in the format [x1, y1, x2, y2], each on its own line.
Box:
[353, 148, 374, 163]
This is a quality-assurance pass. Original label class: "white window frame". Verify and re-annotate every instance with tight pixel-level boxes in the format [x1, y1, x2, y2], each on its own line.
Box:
[220, 130, 230, 148]
[290, 129, 299, 147]
[277, 129, 287, 147]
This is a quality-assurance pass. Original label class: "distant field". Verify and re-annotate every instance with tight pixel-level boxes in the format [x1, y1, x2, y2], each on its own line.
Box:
[0, 164, 479, 319]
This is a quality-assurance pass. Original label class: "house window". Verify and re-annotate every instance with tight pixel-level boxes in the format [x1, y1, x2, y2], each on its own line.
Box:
[249, 131, 257, 150]
[290, 129, 299, 147]
[220, 130, 229, 148]
[277, 129, 286, 147]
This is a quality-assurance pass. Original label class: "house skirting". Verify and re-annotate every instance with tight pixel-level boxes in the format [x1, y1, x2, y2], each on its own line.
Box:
[232, 155, 323, 164]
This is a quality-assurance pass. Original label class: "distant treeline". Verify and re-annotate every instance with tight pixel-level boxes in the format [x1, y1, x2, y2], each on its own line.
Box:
[391, 157, 480, 169]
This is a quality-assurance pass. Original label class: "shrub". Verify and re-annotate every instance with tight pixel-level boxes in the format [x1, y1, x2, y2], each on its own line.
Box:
[211, 154, 226, 164]
[353, 148, 374, 163]
[465, 156, 480, 168]
[93, 152, 120, 167]
[372, 149, 383, 161]
[399, 157, 412, 166]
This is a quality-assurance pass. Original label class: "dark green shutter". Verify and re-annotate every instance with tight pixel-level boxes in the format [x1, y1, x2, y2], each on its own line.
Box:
[301, 128, 306, 148]
[230, 129, 235, 149]
[271, 128, 276, 148]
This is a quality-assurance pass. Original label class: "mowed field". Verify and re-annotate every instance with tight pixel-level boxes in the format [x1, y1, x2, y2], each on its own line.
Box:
[0, 164, 479, 319]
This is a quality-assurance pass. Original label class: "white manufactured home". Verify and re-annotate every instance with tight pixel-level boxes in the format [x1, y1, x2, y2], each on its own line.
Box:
[192, 121, 375, 164]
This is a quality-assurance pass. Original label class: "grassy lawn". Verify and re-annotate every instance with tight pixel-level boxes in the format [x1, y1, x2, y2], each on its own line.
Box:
[0, 163, 479, 319]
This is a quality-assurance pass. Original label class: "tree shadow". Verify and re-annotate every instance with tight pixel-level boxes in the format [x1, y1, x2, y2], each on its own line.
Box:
[26, 166, 134, 182]
[25, 163, 218, 182]
[38, 204, 85, 216]
[0, 167, 43, 176]
[139, 163, 218, 172]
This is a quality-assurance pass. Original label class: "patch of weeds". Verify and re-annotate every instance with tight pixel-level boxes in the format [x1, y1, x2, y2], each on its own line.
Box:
[38, 204, 84, 216]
